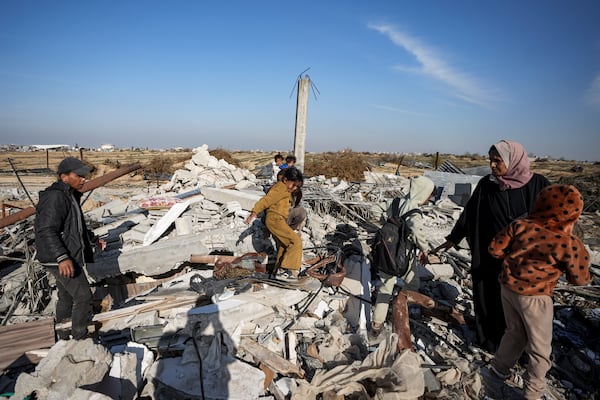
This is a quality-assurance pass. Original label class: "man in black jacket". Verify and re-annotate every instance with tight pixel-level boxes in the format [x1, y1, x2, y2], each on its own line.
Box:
[35, 157, 103, 340]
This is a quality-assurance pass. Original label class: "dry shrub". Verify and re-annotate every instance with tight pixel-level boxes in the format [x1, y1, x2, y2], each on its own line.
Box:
[103, 158, 121, 169]
[558, 174, 600, 213]
[209, 148, 241, 167]
[304, 149, 368, 181]
[143, 154, 176, 176]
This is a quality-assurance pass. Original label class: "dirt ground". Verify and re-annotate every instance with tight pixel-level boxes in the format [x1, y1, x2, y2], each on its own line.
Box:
[1, 148, 597, 193]
[1, 149, 598, 248]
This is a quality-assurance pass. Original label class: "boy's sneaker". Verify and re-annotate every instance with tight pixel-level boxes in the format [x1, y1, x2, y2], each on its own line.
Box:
[55, 327, 72, 341]
[368, 322, 384, 344]
[480, 366, 523, 399]
[489, 365, 523, 388]
[277, 269, 299, 280]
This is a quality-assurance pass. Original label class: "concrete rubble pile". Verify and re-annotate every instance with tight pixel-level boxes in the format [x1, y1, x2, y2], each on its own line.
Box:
[1, 147, 599, 400]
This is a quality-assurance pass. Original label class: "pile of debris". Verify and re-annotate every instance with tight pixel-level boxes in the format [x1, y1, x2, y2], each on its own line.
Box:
[1, 145, 599, 399]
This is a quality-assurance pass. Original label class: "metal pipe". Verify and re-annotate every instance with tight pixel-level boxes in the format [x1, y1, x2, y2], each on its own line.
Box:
[392, 292, 412, 352]
[80, 162, 141, 192]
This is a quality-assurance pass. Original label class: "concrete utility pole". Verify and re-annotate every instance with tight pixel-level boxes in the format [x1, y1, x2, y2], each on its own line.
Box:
[293, 77, 310, 172]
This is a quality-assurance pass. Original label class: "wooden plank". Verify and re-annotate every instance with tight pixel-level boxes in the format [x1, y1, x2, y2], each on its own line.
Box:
[239, 338, 304, 378]
[0, 318, 55, 371]
[56, 296, 198, 330]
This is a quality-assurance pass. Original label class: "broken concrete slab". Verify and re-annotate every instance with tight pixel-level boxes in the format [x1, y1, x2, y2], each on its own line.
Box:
[86, 233, 209, 281]
[11, 338, 112, 400]
[145, 351, 265, 400]
[94, 341, 154, 400]
[200, 186, 263, 211]
[177, 286, 309, 341]
[85, 199, 143, 223]
[143, 200, 190, 246]
[423, 171, 481, 202]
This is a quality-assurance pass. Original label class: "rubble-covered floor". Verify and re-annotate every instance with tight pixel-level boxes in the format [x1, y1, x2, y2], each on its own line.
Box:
[1, 145, 599, 400]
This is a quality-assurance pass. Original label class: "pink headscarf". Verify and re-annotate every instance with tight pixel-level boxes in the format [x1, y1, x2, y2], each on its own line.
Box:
[491, 140, 534, 190]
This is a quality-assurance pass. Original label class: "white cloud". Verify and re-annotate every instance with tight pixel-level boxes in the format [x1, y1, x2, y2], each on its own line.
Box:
[585, 72, 600, 110]
[368, 23, 497, 108]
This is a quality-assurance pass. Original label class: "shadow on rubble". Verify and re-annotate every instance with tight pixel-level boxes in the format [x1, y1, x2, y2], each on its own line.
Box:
[138, 289, 235, 399]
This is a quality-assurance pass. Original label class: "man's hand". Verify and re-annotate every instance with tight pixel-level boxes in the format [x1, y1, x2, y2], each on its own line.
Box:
[96, 238, 107, 251]
[58, 259, 75, 278]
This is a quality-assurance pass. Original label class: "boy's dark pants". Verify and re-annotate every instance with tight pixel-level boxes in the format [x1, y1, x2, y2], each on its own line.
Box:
[48, 267, 93, 339]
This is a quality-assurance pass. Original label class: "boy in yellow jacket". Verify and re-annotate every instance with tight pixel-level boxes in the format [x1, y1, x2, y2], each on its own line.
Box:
[246, 168, 304, 277]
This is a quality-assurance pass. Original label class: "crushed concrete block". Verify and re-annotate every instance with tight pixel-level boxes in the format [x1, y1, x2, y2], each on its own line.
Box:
[206, 156, 220, 169]
[330, 180, 349, 193]
[231, 169, 245, 182]
[234, 180, 257, 190]
[200, 199, 220, 211]
[201, 187, 263, 211]
[424, 171, 481, 201]
[143, 200, 190, 246]
[87, 233, 209, 281]
[95, 342, 154, 400]
[85, 199, 141, 223]
[191, 148, 211, 166]
[423, 263, 455, 280]
[146, 354, 265, 400]
[173, 169, 197, 185]
[92, 212, 147, 239]
[219, 201, 242, 216]
[12, 339, 111, 400]
[120, 228, 147, 245]
[175, 216, 193, 235]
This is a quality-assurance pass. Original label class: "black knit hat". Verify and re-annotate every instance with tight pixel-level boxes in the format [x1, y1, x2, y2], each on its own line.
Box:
[57, 157, 92, 176]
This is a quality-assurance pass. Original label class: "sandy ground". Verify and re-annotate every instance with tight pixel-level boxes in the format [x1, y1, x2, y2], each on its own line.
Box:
[1, 149, 598, 248]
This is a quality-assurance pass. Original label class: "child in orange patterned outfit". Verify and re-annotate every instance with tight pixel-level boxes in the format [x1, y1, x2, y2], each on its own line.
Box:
[487, 185, 591, 400]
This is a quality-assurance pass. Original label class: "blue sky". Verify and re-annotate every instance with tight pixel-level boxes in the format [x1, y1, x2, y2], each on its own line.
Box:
[1, 1, 599, 161]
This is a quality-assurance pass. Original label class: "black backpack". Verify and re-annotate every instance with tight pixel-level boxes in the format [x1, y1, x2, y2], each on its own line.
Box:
[370, 197, 421, 277]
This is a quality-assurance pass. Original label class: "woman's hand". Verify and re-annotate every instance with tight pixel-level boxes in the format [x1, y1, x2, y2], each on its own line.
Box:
[431, 240, 455, 255]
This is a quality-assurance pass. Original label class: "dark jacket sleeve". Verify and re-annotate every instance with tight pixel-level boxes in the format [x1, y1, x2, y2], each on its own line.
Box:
[446, 177, 483, 245]
[35, 190, 70, 263]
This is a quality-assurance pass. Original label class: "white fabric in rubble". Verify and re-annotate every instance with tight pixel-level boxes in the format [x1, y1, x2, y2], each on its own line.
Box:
[291, 333, 425, 400]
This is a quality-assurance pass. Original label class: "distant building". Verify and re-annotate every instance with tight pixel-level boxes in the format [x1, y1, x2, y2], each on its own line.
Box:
[99, 144, 116, 152]
[30, 144, 71, 151]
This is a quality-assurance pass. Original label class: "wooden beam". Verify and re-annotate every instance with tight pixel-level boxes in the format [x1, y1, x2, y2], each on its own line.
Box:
[0, 318, 55, 371]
